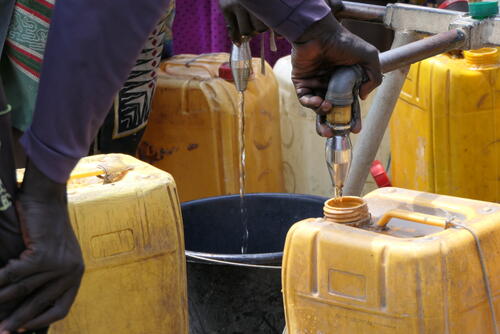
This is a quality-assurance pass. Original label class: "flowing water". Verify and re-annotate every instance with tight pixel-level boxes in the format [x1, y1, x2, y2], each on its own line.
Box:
[238, 91, 249, 254]
[333, 186, 343, 200]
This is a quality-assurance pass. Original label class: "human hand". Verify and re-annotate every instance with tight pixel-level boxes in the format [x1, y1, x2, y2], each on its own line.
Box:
[0, 160, 84, 333]
[218, 0, 268, 44]
[291, 14, 381, 137]
[0, 79, 27, 323]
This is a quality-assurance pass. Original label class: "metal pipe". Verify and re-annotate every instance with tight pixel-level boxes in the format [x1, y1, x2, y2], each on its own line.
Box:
[338, 1, 386, 23]
[380, 29, 466, 73]
[384, 3, 500, 47]
[344, 31, 419, 196]
[384, 3, 464, 35]
[326, 65, 363, 108]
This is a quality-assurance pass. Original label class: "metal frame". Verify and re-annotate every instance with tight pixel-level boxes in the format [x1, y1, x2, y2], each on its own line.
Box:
[337, 2, 500, 196]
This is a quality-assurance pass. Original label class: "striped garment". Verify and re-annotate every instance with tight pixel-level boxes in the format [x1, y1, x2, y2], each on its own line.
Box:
[0, 0, 54, 131]
[95, 1, 175, 154]
[1, 0, 175, 154]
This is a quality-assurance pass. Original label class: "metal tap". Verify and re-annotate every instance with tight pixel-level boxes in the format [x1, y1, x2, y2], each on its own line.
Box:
[324, 65, 364, 197]
[230, 37, 252, 92]
[326, 134, 352, 197]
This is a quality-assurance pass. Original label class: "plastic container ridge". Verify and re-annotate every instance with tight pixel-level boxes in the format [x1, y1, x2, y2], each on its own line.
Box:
[49, 154, 188, 334]
[283, 187, 500, 333]
[139, 53, 284, 202]
[391, 48, 500, 202]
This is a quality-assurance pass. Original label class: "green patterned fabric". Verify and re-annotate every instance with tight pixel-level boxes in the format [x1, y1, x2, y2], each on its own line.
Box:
[1, 0, 176, 152]
[0, 104, 12, 116]
[0, 0, 54, 131]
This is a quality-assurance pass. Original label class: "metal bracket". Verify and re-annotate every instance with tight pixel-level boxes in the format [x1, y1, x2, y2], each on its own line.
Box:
[383, 3, 500, 49]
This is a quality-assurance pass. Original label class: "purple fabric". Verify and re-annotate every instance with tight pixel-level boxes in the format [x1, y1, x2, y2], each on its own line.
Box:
[20, 0, 170, 183]
[21, 0, 326, 183]
[173, 0, 291, 66]
[239, 0, 331, 42]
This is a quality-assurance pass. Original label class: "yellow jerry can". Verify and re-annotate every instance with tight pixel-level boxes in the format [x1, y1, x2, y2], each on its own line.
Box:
[138, 53, 285, 202]
[390, 48, 500, 202]
[49, 154, 188, 334]
[283, 187, 500, 333]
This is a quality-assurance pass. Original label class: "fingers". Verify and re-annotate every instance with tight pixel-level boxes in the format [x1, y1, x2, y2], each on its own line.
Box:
[249, 15, 268, 34]
[293, 76, 331, 113]
[360, 67, 383, 100]
[316, 113, 360, 136]
[0, 273, 55, 305]
[360, 47, 382, 100]
[222, 10, 241, 44]
[19, 288, 78, 332]
[316, 115, 334, 138]
[0, 260, 37, 288]
[220, 0, 267, 44]
[298, 95, 332, 114]
[234, 8, 254, 38]
[0, 280, 74, 333]
[351, 116, 362, 134]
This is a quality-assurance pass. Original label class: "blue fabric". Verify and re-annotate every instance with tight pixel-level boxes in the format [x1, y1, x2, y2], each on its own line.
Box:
[19, 0, 325, 183]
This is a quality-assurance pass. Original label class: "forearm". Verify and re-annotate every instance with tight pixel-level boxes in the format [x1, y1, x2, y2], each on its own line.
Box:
[237, 0, 331, 42]
[20, 0, 169, 183]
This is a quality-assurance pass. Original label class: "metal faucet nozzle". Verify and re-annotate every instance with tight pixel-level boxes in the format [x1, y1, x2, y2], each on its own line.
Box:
[230, 38, 252, 92]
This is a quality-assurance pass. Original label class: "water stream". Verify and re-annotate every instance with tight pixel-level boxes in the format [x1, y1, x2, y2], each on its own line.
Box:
[333, 186, 343, 200]
[238, 91, 249, 254]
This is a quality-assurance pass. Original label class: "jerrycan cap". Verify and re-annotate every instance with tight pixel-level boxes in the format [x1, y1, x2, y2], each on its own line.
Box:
[468, 1, 498, 19]
[464, 48, 500, 66]
[324, 196, 371, 226]
[370, 160, 392, 188]
[219, 62, 255, 83]
[218, 62, 234, 82]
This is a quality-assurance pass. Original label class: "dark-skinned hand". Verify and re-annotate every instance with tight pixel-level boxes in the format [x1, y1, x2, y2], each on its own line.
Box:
[291, 13, 381, 137]
[0, 159, 84, 334]
[219, 0, 346, 44]
[0, 77, 26, 325]
[218, 0, 268, 44]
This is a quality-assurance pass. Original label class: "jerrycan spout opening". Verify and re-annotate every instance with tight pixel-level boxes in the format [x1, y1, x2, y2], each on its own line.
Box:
[323, 196, 371, 227]
[464, 48, 500, 67]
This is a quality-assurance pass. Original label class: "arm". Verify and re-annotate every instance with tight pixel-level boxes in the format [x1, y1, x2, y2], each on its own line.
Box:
[21, 0, 170, 184]
[219, 0, 334, 44]
[237, 0, 331, 42]
[0, 1, 169, 332]
[221, 0, 381, 136]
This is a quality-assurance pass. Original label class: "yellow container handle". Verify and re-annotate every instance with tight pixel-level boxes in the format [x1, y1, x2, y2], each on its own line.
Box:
[69, 169, 105, 180]
[376, 209, 451, 229]
[17, 159, 132, 185]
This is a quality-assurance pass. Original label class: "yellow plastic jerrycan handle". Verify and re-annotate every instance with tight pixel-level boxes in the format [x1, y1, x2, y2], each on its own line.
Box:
[376, 209, 451, 229]
[69, 160, 133, 184]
